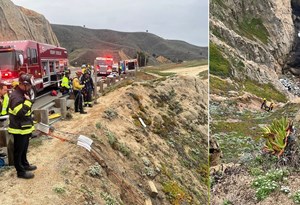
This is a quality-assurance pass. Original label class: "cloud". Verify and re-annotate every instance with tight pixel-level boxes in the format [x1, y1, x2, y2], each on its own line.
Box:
[11, 0, 208, 46]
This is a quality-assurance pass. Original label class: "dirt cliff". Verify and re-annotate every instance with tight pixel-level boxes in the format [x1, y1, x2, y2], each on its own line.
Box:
[0, 0, 59, 45]
[0, 65, 209, 205]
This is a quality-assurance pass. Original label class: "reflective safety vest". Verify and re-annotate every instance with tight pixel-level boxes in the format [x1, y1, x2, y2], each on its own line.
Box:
[61, 76, 70, 89]
[1, 93, 9, 115]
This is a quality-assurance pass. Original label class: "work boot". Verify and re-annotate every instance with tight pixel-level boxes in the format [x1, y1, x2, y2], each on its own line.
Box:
[88, 104, 93, 107]
[24, 165, 37, 171]
[17, 171, 34, 179]
[80, 111, 87, 114]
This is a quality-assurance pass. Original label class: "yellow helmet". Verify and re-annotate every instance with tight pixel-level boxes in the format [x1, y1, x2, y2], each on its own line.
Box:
[12, 81, 19, 88]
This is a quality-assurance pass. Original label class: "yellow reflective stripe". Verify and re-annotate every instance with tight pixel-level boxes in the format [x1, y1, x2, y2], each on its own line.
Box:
[25, 110, 31, 116]
[8, 104, 23, 115]
[8, 126, 35, 135]
[24, 100, 32, 107]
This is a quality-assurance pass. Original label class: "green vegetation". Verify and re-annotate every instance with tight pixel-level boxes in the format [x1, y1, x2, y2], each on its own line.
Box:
[223, 200, 233, 205]
[100, 192, 123, 205]
[238, 17, 269, 44]
[53, 185, 66, 194]
[198, 70, 208, 79]
[293, 190, 300, 204]
[212, 0, 227, 8]
[252, 169, 289, 201]
[210, 76, 238, 96]
[243, 79, 287, 103]
[144, 70, 176, 77]
[259, 117, 291, 157]
[88, 163, 102, 177]
[162, 180, 191, 205]
[210, 76, 287, 103]
[105, 130, 131, 157]
[210, 43, 231, 77]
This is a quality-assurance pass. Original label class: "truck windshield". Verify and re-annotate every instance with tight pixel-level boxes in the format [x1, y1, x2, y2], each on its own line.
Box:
[96, 59, 113, 66]
[0, 51, 15, 70]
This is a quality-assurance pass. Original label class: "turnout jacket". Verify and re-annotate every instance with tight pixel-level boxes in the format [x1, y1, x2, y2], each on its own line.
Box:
[8, 87, 34, 135]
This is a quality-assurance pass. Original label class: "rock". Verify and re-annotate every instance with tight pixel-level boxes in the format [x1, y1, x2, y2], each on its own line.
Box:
[0, 0, 59, 45]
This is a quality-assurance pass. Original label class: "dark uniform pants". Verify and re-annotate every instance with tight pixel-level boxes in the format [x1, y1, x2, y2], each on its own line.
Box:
[84, 89, 93, 105]
[13, 134, 31, 175]
[74, 90, 83, 112]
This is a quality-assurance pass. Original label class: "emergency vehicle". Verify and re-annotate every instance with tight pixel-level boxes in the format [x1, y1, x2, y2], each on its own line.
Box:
[94, 57, 114, 76]
[0, 40, 68, 101]
[119, 59, 138, 73]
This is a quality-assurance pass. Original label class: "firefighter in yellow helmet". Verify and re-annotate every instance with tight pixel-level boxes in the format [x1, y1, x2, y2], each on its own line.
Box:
[81, 64, 87, 74]
[261, 98, 266, 109]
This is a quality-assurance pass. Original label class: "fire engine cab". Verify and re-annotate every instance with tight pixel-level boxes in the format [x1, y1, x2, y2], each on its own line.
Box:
[94, 57, 114, 76]
[0, 40, 68, 101]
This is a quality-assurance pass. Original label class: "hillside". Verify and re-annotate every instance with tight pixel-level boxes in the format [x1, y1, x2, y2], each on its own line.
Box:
[210, 0, 300, 204]
[51, 24, 207, 66]
[0, 0, 59, 45]
[0, 66, 209, 205]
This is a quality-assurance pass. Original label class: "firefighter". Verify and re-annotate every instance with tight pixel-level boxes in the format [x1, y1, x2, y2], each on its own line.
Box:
[73, 71, 87, 114]
[81, 69, 94, 107]
[261, 98, 266, 109]
[0, 83, 8, 157]
[266, 102, 274, 112]
[81, 64, 87, 74]
[0, 83, 9, 116]
[8, 73, 36, 179]
[119, 64, 122, 75]
[60, 71, 71, 95]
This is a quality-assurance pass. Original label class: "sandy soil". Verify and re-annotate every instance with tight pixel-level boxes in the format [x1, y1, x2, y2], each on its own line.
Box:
[161, 65, 208, 76]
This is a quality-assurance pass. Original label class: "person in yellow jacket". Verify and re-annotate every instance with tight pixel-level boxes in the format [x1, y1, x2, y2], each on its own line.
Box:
[0, 83, 9, 116]
[60, 72, 70, 95]
[73, 71, 87, 114]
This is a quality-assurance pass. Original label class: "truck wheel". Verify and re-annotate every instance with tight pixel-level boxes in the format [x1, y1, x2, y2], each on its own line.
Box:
[29, 87, 37, 102]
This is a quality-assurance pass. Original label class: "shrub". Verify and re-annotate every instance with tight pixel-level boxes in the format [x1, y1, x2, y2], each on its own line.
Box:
[210, 43, 231, 77]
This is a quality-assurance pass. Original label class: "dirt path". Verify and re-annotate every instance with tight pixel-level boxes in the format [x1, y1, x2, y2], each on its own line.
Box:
[161, 65, 208, 76]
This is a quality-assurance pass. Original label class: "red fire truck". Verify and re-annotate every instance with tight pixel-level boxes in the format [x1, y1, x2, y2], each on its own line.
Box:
[94, 57, 114, 76]
[0, 40, 68, 100]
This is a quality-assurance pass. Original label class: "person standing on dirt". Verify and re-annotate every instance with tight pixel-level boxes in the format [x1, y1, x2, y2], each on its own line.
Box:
[8, 73, 36, 179]
[73, 71, 87, 114]
[261, 98, 266, 109]
[81, 70, 94, 107]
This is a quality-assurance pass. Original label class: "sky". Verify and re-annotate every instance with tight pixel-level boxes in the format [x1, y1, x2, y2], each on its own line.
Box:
[11, 0, 208, 47]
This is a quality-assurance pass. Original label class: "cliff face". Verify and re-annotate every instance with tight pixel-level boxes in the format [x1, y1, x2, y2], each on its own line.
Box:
[0, 0, 59, 45]
[210, 0, 295, 84]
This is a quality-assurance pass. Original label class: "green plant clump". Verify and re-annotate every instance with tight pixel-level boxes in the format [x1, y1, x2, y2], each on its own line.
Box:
[209, 43, 231, 77]
[243, 80, 287, 103]
[293, 190, 300, 204]
[259, 117, 291, 157]
[238, 17, 269, 44]
[252, 169, 289, 201]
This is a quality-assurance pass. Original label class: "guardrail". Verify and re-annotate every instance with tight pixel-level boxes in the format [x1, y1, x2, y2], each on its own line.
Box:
[0, 71, 136, 166]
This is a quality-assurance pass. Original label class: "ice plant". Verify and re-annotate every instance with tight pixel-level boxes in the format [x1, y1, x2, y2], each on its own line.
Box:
[259, 117, 292, 158]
